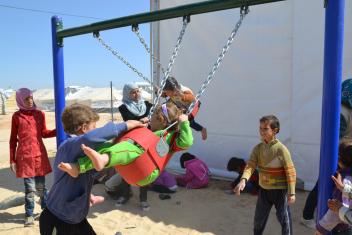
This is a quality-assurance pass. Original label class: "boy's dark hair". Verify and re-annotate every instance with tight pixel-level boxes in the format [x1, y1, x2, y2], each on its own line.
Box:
[260, 115, 280, 133]
[338, 137, 352, 168]
[61, 103, 99, 135]
[163, 77, 181, 91]
[227, 157, 246, 172]
[180, 152, 196, 168]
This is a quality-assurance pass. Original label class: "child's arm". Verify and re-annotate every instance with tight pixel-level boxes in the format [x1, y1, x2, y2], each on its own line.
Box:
[9, 114, 18, 173]
[39, 111, 56, 138]
[172, 114, 193, 150]
[328, 198, 352, 225]
[176, 168, 194, 186]
[332, 173, 352, 199]
[70, 120, 145, 162]
[234, 147, 259, 195]
[316, 209, 344, 234]
[280, 146, 296, 198]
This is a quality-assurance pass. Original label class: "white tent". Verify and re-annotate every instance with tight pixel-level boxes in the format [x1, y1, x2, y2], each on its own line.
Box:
[33, 89, 55, 111]
[152, 0, 352, 189]
[65, 87, 122, 110]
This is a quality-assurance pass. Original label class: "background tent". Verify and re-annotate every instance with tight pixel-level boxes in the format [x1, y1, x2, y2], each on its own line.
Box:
[152, 0, 352, 190]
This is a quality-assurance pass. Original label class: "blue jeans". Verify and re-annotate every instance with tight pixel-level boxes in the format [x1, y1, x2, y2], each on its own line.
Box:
[24, 176, 47, 217]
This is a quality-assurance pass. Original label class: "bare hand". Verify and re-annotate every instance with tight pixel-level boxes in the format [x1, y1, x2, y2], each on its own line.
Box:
[139, 117, 149, 124]
[328, 199, 342, 214]
[125, 120, 147, 131]
[315, 230, 322, 235]
[331, 173, 344, 192]
[288, 195, 296, 204]
[10, 163, 16, 174]
[234, 179, 246, 196]
[178, 114, 188, 123]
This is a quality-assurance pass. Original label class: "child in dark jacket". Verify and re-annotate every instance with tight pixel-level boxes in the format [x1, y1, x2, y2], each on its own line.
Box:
[176, 152, 210, 189]
[226, 157, 259, 195]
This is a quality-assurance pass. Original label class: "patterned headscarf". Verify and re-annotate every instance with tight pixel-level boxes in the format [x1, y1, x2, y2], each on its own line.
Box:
[122, 83, 146, 116]
[16, 88, 37, 110]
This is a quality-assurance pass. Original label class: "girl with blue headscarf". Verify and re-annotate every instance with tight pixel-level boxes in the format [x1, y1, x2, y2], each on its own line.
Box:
[119, 83, 152, 122]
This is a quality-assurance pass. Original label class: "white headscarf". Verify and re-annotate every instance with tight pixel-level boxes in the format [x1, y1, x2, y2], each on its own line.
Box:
[122, 83, 147, 116]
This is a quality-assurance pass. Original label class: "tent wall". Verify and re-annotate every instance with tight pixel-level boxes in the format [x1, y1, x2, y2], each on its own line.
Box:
[152, 0, 352, 189]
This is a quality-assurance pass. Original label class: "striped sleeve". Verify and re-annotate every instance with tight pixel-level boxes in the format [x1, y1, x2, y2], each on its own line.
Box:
[241, 146, 259, 181]
[280, 145, 296, 195]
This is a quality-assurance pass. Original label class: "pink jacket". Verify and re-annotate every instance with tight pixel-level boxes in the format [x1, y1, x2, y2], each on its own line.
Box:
[177, 158, 210, 189]
[9, 110, 56, 178]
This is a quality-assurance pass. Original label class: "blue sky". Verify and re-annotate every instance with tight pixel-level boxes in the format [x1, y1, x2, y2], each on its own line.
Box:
[1, 1, 150, 90]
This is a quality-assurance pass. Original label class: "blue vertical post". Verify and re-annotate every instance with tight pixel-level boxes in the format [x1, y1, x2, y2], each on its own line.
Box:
[318, 0, 345, 222]
[51, 16, 66, 147]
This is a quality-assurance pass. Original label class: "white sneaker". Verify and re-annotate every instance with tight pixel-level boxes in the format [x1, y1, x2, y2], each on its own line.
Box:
[140, 201, 150, 211]
[24, 216, 34, 227]
[300, 217, 316, 229]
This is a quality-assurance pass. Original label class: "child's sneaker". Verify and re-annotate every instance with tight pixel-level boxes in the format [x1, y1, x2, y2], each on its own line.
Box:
[24, 216, 34, 227]
[300, 217, 316, 229]
[140, 201, 150, 211]
[115, 196, 128, 207]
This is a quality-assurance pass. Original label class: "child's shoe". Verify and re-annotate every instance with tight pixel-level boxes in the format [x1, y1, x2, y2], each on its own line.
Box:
[140, 201, 150, 211]
[24, 216, 34, 227]
[300, 217, 316, 229]
[115, 196, 128, 207]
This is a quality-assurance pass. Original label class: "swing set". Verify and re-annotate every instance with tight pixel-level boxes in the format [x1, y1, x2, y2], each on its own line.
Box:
[51, 0, 346, 220]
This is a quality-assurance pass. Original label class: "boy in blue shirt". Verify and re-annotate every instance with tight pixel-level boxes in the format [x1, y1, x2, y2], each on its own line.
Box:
[39, 104, 145, 235]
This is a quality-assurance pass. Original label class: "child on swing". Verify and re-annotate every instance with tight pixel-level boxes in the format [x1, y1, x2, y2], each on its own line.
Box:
[58, 101, 193, 187]
[161, 77, 208, 140]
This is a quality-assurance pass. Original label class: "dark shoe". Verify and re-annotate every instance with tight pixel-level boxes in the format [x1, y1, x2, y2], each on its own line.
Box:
[159, 194, 171, 200]
[115, 196, 128, 207]
[140, 201, 150, 211]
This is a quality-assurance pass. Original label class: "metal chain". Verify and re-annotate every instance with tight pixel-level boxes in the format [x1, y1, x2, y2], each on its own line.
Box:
[186, 6, 249, 115]
[148, 17, 189, 120]
[132, 26, 167, 77]
[94, 33, 152, 84]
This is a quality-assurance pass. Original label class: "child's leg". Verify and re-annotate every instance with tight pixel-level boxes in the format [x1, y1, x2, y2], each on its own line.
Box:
[81, 144, 109, 171]
[78, 141, 143, 175]
[253, 188, 273, 235]
[58, 162, 80, 177]
[24, 177, 36, 218]
[273, 189, 292, 235]
[34, 176, 48, 209]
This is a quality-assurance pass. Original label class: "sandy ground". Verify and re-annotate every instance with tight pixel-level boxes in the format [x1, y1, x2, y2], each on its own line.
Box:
[0, 111, 314, 235]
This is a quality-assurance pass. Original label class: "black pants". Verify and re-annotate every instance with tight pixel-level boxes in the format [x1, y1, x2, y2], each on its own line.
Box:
[120, 178, 148, 202]
[189, 118, 204, 131]
[302, 181, 318, 220]
[39, 208, 96, 235]
[253, 188, 292, 235]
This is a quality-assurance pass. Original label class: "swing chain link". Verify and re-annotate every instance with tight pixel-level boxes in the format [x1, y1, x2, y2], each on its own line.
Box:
[148, 17, 189, 120]
[132, 25, 167, 77]
[186, 6, 249, 115]
[93, 32, 152, 84]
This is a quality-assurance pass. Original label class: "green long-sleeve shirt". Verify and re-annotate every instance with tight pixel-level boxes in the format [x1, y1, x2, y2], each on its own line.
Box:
[78, 121, 193, 186]
[241, 139, 296, 195]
